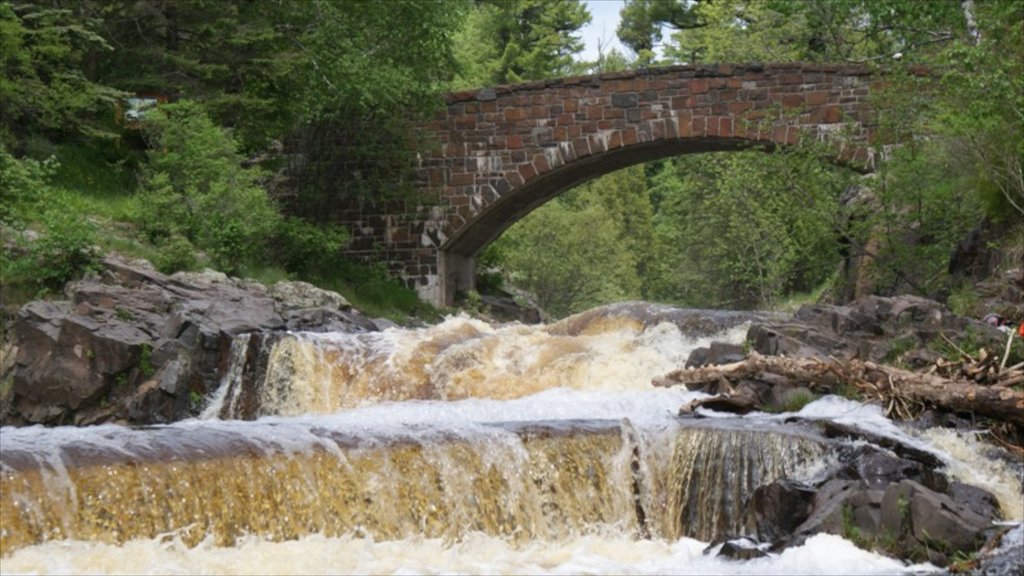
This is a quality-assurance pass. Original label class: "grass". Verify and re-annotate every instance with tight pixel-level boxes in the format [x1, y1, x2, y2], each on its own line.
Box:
[765, 389, 817, 413]
[774, 274, 836, 313]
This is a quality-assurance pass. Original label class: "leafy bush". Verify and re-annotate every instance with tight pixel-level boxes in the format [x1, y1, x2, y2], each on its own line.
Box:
[153, 235, 197, 274]
[0, 146, 51, 227]
[1, 150, 99, 293]
[135, 100, 279, 274]
[269, 216, 348, 281]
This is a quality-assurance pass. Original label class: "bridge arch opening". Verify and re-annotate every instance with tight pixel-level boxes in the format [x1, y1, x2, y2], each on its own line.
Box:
[438, 136, 856, 310]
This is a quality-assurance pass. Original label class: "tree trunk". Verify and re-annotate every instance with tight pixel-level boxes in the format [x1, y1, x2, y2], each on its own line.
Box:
[655, 352, 1024, 427]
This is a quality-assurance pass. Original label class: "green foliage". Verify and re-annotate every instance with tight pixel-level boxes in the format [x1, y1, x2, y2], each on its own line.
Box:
[0, 2, 121, 149]
[323, 260, 440, 322]
[647, 144, 851, 309]
[9, 198, 100, 292]
[452, 0, 591, 87]
[0, 146, 52, 227]
[1, 149, 100, 293]
[138, 343, 154, 377]
[153, 235, 198, 274]
[766, 389, 816, 414]
[664, 0, 809, 64]
[493, 186, 644, 318]
[134, 100, 278, 274]
[268, 217, 349, 282]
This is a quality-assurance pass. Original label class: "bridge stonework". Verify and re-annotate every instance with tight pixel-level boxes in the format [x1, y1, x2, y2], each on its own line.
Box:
[341, 63, 884, 307]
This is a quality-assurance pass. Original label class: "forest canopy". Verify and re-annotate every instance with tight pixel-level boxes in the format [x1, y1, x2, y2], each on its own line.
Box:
[1, 0, 1021, 319]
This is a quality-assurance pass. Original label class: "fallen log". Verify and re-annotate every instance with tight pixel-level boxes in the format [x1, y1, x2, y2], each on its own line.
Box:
[655, 352, 1024, 428]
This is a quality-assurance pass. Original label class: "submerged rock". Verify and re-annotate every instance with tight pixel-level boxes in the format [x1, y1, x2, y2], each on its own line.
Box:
[2, 255, 380, 426]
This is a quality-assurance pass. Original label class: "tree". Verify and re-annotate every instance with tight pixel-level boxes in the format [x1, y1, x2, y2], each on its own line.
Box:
[617, 0, 704, 64]
[452, 0, 590, 87]
[134, 100, 278, 273]
[495, 196, 642, 318]
[0, 2, 120, 150]
[647, 147, 850, 309]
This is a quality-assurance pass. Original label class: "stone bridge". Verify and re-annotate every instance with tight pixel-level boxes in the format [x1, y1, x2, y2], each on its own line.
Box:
[340, 63, 889, 307]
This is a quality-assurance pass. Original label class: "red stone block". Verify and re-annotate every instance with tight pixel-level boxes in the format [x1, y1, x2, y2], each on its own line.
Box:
[728, 101, 754, 113]
[604, 108, 625, 120]
[451, 173, 474, 186]
[780, 73, 803, 84]
[609, 130, 623, 148]
[690, 79, 709, 94]
[564, 100, 578, 113]
[782, 94, 804, 108]
[707, 116, 720, 137]
[719, 117, 733, 138]
[622, 127, 638, 146]
[533, 154, 550, 174]
[518, 162, 537, 181]
[824, 105, 843, 123]
[504, 108, 525, 121]
[805, 91, 829, 106]
[572, 137, 591, 157]
[506, 134, 523, 149]
[454, 116, 477, 129]
[506, 171, 524, 187]
[651, 120, 665, 140]
[691, 116, 706, 136]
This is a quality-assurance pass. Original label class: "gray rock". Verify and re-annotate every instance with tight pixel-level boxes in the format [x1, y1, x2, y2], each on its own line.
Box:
[270, 280, 351, 311]
[685, 341, 745, 368]
[3, 255, 377, 426]
[748, 295, 1005, 363]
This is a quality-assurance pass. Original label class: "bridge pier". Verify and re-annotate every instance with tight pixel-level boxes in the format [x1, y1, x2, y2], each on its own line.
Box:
[436, 251, 475, 308]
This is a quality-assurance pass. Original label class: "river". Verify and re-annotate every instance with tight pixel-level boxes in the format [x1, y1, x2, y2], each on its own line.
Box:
[2, 303, 1019, 574]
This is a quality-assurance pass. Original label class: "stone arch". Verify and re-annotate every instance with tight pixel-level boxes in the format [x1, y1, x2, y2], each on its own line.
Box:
[340, 63, 890, 306]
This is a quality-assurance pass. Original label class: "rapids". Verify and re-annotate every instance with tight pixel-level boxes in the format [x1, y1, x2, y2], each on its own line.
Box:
[1, 303, 1020, 574]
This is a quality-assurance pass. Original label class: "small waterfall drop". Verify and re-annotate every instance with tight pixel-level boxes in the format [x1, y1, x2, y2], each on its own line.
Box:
[208, 307, 752, 419]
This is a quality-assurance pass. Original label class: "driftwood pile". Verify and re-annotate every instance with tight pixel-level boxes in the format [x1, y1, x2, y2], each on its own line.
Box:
[654, 349, 1024, 428]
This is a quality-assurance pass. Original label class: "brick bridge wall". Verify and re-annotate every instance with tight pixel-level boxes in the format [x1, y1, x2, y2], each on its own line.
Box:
[340, 63, 884, 307]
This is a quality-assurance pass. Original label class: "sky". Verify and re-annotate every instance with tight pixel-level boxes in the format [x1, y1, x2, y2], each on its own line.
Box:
[579, 0, 629, 61]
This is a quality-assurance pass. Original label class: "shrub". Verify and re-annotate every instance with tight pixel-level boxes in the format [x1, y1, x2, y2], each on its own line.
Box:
[269, 216, 348, 281]
[153, 235, 197, 274]
[136, 100, 279, 273]
[1, 149, 99, 293]
[4, 191, 99, 293]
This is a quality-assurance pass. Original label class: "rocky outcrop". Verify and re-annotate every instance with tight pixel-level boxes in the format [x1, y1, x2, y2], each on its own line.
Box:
[1, 255, 382, 426]
[737, 428, 1002, 567]
[747, 295, 1007, 367]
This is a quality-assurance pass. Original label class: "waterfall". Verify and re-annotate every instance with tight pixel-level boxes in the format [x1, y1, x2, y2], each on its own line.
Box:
[2, 303, 1018, 574]
[1, 416, 825, 555]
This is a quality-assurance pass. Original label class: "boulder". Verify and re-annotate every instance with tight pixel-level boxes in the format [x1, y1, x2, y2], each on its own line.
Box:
[685, 341, 745, 368]
[2, 255, 378, 426]
[880, 479, 994, 565]
[748, 295, 1006, 363]
[744, 479, 817, 545]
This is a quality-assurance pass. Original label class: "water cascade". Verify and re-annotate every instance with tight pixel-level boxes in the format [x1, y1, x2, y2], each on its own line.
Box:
[1, 303, 1019, 574]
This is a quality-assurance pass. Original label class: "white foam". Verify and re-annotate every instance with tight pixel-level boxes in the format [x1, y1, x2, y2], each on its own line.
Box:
[0, 532, 937, 576]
